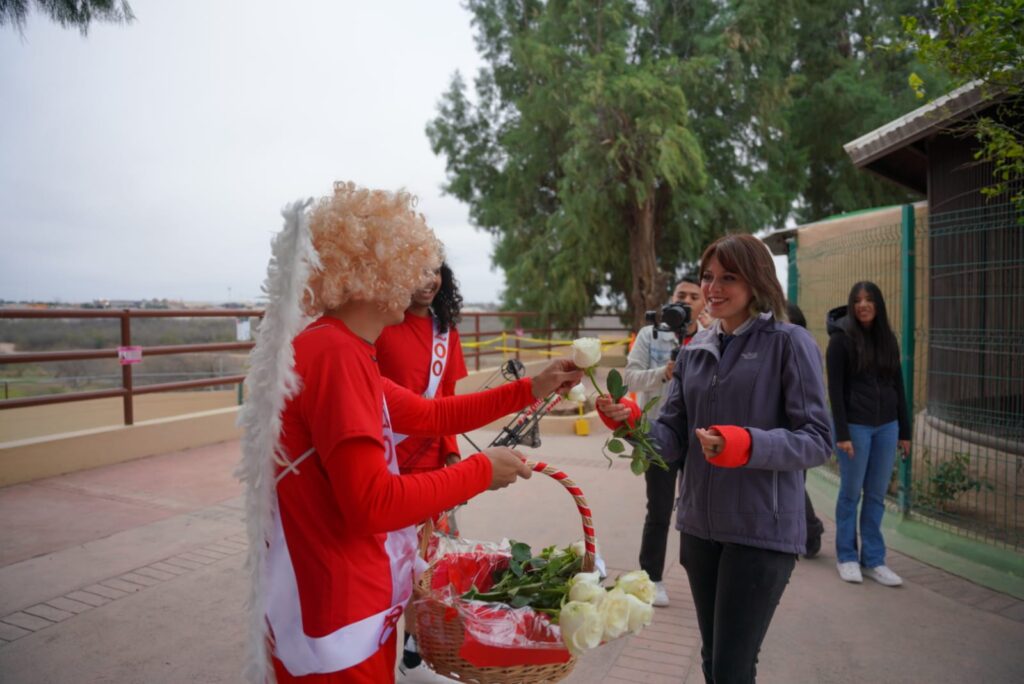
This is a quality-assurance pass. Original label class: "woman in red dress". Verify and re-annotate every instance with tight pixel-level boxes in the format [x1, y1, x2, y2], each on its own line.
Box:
[376, 261, 468, 476]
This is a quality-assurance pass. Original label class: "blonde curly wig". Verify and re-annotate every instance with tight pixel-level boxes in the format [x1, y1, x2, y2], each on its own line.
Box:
[303, 181, 443, 316]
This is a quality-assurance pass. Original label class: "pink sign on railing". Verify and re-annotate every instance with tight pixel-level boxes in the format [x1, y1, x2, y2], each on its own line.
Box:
[117, 346, 143, 365]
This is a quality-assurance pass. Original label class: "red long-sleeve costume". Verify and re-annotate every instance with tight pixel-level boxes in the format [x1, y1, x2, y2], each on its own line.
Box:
[272, 316, 532, 682]
[376, 311, 468, 473]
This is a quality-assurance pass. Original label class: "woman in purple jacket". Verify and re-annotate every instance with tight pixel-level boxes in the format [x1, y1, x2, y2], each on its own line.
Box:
[599, 234, 832, 683]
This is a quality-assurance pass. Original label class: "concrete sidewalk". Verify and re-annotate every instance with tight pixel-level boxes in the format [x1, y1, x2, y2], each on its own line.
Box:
[1, 432, 1022, 683]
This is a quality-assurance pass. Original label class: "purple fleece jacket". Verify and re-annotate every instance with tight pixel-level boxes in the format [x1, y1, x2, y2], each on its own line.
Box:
[650, 313, 832, 554]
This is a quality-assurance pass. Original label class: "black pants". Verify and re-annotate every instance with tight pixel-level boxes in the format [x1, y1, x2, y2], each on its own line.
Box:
[803, 472, 824, 555]
[638, 457, 682, 582]
[680, 533, 796, 684]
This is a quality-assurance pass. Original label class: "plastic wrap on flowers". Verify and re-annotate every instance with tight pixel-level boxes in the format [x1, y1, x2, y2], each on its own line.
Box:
[414, 549, 572, 669]
[411, 460, 598, 683]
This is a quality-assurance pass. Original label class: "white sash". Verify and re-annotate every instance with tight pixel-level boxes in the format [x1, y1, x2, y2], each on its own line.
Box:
[266, 400, 421, 676]
[394, 316, 449, 445]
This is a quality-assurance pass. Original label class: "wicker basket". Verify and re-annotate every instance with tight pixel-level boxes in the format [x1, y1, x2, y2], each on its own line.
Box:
[412, 460, 597, 684]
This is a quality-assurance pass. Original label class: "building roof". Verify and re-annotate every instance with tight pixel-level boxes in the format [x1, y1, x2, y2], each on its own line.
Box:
[760, 227, 797, 256]
[843, 80, 1005, 193]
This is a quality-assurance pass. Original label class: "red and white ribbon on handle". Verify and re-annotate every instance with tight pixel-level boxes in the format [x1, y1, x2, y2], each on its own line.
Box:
[524, 460, 596, 573]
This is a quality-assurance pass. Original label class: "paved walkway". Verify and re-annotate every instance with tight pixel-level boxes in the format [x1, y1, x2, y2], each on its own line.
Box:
[1, 431, 1022, 683]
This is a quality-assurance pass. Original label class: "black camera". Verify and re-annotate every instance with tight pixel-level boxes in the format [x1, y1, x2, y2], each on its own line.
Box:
[644, 302, 692, 338]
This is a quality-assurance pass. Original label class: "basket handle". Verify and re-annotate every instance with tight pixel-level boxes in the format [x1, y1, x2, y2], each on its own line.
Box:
[524, 459, 596, 573]
[416, 460, 597, 574]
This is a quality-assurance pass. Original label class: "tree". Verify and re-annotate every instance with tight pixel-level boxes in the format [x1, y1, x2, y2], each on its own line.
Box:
[0, 0, 134, 35]
[429, 1, 947, 324]
[903, 0, 1023, 212]
[784, 0, 949, 223]
[429, 0, 799, 327]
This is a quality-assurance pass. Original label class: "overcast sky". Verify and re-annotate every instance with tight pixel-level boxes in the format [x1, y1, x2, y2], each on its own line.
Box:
[0, 1, 504, 304]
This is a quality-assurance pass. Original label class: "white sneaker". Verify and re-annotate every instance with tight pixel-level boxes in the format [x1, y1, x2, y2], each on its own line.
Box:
[652, 581, 670, 607]
[837, 561, 863, 583]
[398, 664, 458, 682]
[864, 565, 903, 587]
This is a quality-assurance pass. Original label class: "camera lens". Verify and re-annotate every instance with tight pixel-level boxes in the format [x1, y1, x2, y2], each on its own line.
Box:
[661, 303, 692, 331]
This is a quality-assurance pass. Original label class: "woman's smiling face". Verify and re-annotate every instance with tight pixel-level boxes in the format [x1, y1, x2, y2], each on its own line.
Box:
[701, 256, 753, 333]
[852, 288, 876, 327]
[411, 267, 442, 308]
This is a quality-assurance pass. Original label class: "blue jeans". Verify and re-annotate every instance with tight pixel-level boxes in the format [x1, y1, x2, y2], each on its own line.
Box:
[835, 421, 899, 567]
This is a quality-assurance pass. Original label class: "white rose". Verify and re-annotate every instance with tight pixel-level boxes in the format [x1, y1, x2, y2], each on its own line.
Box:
[568, 580, 607, 606]
[569, 570, 601, 587]
[571, 337, 602, 368]
[559, 601, 604, 655]
[567, 382, 587, 404]
[569, 540, 599, 560]
[615, 570, 656, 605]
[624, 593, 654, 634]
[599, 588, 631, 640]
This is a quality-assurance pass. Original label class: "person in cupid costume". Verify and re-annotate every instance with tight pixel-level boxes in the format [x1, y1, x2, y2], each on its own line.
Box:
[236, 181, 582, 683]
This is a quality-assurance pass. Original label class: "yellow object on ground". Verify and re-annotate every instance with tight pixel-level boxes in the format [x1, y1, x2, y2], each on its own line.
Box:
[574, 417, 590, 436]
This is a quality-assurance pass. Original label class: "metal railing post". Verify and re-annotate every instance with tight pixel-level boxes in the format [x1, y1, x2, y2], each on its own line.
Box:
[514, 314, 521, 362]
[120, 310, 134, 426]
[899, 204, 916, 514]
[475, 313, 481, 371]
[545, 314, 552, 359]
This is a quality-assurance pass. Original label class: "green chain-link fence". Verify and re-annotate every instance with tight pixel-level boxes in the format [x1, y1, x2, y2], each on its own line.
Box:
[792, 201, 1023, 551]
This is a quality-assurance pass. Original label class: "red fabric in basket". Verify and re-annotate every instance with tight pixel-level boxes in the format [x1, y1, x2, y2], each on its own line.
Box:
[430, 552, 508, 593]
[428, 551, 572, 667]
[457, 602, 572, 667]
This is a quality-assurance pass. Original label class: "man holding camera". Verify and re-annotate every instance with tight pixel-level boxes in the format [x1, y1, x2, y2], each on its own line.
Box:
[624, 276, 706, 607]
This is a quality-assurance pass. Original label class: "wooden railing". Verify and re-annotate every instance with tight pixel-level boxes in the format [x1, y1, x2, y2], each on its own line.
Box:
[0, 308, 260, 425]
[0, 308, 631, 427]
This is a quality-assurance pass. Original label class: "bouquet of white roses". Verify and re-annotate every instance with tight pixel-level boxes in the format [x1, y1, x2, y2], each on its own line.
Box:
[558, 568, 656, 655]
[458, 540, 656, 657]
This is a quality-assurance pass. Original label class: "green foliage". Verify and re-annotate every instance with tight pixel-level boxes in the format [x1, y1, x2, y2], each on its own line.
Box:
[462, 541, 585, 616]
[428, 0, 713, 327]
[430, 1, 949, 324]
[902, 0, 1023, 96]
[917, 451, 992, 511]
[585, 366, 666, 473]
[901, 0, 1024, 216]
[785, 0, 948, 223]
[0, 0, 134, 35]
[605, 368, 626, 402]
[976, 117, 1024, 212]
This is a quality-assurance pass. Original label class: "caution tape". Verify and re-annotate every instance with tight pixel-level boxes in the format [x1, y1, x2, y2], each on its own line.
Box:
[460, 333, 631, 353]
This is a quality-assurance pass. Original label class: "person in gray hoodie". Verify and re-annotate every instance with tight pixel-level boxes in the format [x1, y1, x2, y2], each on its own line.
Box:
[599, 234, 832, 684]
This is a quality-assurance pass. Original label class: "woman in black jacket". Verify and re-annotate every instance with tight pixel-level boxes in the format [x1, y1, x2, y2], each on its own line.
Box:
[827, 282, 911, 587]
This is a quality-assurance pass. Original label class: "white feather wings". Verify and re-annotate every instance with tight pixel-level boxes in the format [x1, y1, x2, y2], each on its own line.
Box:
[235, 199, 319, 683]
